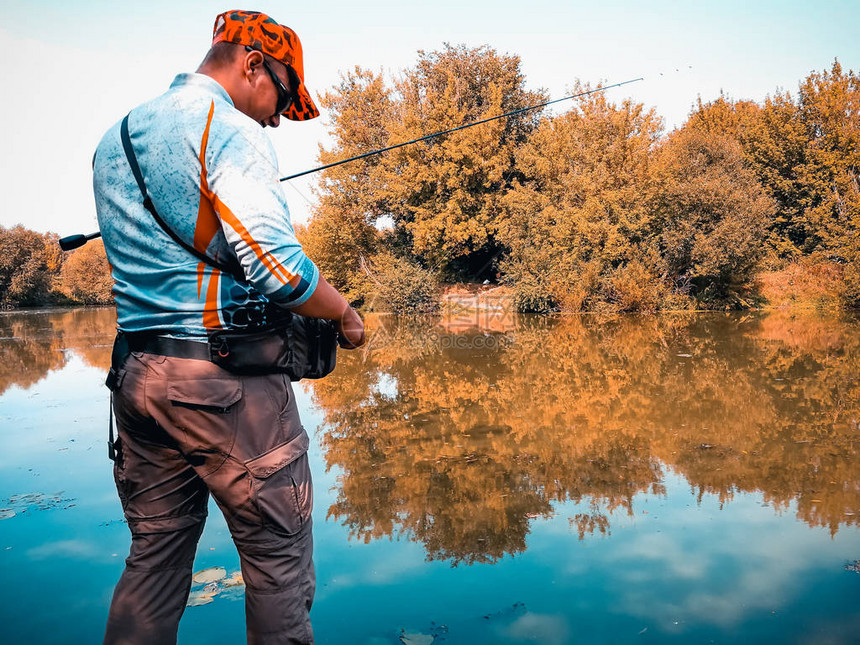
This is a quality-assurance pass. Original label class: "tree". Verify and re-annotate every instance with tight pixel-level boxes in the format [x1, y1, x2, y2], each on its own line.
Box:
[309, 44, 544, 289]
[0, 226, 60, 306]
[57, 239, 114, 305]
[687, 63, 860, 268]
[795, 60, 860, 302]
[743, 93, 811, 257]
[686, 94, 811, 258]
[379, 45, 544, 279]
[653, 127, 775, 303]
[304, 52, 859, 311]
[304, 67, 391, 304]
[497, 87, 664, 311]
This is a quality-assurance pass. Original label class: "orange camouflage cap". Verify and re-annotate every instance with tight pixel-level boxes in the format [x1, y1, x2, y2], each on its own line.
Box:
[212, 10, 320, 121]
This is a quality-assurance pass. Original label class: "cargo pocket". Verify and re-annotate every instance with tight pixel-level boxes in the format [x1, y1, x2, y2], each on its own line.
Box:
[166, 376, 243, 465]
[167, 377, 242, 413]
[245, 429, 312, 537]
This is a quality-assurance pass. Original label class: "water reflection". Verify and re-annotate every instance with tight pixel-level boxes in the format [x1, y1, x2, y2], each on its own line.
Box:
[0, 308, 114, 394]
[310, 311, 860, 564]
[2, 307, 857, 644]
[2, 307, 858, 567]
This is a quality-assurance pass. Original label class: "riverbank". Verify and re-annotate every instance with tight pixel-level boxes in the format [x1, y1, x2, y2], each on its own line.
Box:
[2, 258, 853, 317]
[438, 261, 851, 316]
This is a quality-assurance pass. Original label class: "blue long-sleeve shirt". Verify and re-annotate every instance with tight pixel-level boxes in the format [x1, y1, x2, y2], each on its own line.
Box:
[93, 73, 319, 337]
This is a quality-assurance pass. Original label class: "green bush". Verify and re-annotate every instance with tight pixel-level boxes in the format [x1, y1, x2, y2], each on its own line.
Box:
[604, 257, 668, 313]
[508, 275, 558, 314]
[364, 253, 440, 314]
[840, 257, 860, 308]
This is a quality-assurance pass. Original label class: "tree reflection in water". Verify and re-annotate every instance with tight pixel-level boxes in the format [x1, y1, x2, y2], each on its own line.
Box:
[2, 308, 857, 565]
[0, 308, 115, 395]
[310, 311, 860, 565]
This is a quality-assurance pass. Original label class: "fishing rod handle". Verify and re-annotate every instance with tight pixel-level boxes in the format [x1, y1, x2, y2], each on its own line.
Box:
[59, 232, 101, 251]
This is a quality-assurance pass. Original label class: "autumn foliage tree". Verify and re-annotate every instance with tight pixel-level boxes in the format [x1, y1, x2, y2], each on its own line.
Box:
[652, 128, 775, 303]
[498, 87, 664, 311]
[0, 225, 113, 307]
[796, 62, 860, 303]
[58, 239, 114, 304]
[0, 226, 62, 306]
[376, 45, 545, 279]
[302, 67, 391, 304]
[301, 54, 858, 312]
[686, 61, 860, 304]
[306, 44, 544, 301]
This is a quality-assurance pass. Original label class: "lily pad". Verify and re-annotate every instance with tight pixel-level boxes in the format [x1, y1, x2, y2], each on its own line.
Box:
[218, 584, 246, 601]
[3, 492, 74, 513]
[223, 571, 245, 587]
[192, 566, 226, 584]
[187, 589, 216, 607]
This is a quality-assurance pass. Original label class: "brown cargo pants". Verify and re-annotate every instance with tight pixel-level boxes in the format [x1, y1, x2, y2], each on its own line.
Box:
[103, 351, 315, 644]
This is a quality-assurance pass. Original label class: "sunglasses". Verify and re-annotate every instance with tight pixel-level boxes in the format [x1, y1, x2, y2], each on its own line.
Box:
[245, 45, 298, 115]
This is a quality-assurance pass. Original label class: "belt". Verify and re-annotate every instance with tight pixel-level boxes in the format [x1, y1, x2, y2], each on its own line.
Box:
[124, 333, 212, 361]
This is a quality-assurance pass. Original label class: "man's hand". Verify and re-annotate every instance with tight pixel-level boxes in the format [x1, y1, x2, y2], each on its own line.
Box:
[289, 275, 365, 348]
[337, 306, 365, 349]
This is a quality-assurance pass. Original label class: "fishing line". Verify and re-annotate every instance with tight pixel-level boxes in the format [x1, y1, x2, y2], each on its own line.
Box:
[284, 179, 315, 208]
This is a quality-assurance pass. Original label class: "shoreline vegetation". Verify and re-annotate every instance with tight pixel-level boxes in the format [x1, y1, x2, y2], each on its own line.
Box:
[2, 49, 857, 315]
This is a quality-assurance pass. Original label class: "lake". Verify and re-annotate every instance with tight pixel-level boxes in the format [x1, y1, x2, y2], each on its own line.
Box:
[0, 307, 858, 644]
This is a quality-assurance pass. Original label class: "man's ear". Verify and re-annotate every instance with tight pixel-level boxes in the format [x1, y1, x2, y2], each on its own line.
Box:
[243, 49, 264, 79]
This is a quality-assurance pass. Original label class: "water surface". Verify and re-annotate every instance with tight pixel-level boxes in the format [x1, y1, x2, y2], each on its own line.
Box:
[0, 308, 858, 643]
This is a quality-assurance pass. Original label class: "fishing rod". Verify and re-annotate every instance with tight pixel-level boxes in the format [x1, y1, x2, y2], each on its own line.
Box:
[279, 77, 643, 182]
[59, 77, 643, 251]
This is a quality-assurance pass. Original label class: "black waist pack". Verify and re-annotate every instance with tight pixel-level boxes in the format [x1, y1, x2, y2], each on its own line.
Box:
[208, 314, 338, 380]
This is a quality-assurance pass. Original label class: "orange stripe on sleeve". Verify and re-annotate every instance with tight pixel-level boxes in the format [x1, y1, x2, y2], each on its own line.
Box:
[193, 100, 298, 298]
[213, 195, 296, 286]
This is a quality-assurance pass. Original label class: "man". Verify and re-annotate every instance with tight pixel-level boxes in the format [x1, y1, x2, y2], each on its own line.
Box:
[93, 10, 364, 644]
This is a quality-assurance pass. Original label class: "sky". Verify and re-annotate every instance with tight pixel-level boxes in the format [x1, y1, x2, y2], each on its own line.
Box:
[0, 0, 857, 236]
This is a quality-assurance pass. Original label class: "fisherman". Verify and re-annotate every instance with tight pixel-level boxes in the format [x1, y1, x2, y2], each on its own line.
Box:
[92, 10, 364, 644]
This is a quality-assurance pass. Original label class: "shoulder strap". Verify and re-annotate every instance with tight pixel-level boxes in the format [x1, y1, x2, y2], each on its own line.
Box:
[119, 113, 246, 283]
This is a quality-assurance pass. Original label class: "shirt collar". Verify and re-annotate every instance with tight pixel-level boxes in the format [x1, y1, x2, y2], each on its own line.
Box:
[169, 73, 235, 107]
